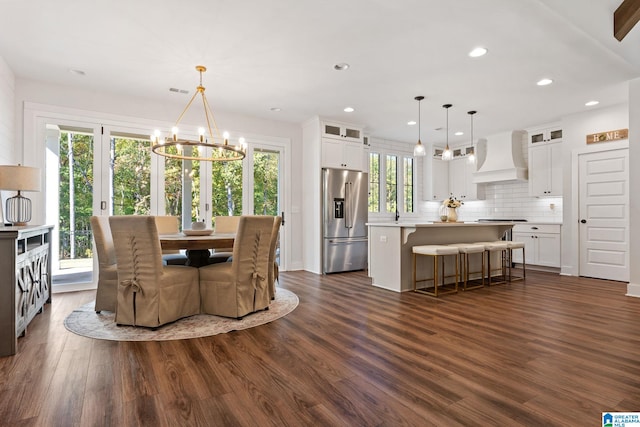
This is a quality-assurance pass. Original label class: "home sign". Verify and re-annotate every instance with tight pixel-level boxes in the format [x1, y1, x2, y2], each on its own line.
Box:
[587, 128, 628, 144]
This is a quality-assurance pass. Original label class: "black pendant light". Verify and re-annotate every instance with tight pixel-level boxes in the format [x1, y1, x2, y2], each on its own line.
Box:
[413, 96, 426, 157]
[468, 110, 477, 163]
[441, 104, 453, 160]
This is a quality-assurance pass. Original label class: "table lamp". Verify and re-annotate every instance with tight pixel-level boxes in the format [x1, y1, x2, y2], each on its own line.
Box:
[0, 164, 41, 226]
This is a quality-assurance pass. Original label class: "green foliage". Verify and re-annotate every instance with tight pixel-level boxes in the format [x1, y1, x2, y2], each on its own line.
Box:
[253, 150, 279, 215]
[369, 152, 380, 212]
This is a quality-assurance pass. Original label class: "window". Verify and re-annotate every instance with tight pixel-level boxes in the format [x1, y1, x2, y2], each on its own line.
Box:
[369, 152, 380, 212]
[403, 157, 414, 213]
[368, 146, 415, 216]
[211, 160, 243, 217]
[386, 154, 397, 213]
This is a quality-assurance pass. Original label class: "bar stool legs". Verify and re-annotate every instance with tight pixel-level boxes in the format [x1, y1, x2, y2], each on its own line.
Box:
[478, 241, 509, 286]
[506, 241, 526, 282]
[412, 245, 459, 297]
[448, 243, 485, 290]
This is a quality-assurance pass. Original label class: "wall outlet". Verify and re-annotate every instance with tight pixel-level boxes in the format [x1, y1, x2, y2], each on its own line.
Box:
[380, 235, 387, 243]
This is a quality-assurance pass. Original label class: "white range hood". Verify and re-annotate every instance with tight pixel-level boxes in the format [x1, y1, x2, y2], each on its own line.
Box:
[472, 130, 528, 183]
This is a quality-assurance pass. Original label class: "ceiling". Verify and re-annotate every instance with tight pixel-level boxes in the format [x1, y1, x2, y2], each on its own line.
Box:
[1, 0, 639, 147]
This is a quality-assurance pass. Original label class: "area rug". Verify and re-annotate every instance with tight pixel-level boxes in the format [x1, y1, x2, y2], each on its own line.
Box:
[64, 288, 298, 342]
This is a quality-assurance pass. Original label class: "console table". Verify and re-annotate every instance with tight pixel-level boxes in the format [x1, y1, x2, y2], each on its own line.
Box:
[0, 225, 53, 357]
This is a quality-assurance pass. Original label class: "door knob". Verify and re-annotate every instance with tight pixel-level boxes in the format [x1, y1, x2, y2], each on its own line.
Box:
[580, 219, 587, 223]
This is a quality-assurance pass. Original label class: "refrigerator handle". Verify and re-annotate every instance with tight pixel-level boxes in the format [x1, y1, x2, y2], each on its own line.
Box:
[345, 182, 352, 229]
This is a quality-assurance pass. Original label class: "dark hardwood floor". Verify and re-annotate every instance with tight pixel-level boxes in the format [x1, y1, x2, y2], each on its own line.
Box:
[1, 270, 638, 426]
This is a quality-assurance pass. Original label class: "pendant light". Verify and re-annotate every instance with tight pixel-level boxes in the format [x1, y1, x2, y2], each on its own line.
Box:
[467, 110, 477, 164]
[441, 104, 453, 160]
[413, 96, 426, 157]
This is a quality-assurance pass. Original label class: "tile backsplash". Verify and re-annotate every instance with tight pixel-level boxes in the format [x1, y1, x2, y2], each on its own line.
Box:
[418, 180, 563, 223]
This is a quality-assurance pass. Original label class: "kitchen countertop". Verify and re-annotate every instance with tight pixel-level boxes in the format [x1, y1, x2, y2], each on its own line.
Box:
[367, 221, 516, 227]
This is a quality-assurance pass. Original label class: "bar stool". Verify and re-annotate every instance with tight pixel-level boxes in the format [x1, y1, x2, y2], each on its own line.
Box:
[505, 241, 526, 282]
[412, 245, 459, 297]
[476, 241, 509, 286]
[448, 243, 486, 290]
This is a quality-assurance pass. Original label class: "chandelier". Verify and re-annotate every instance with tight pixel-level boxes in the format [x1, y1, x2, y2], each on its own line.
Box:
[151, 65, 247, 161]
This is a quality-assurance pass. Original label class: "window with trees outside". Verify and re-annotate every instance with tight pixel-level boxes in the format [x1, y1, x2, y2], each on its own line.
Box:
[385, 154, 397, 213]
[368, 152, 380, 212]
[368, 148, 415, 216]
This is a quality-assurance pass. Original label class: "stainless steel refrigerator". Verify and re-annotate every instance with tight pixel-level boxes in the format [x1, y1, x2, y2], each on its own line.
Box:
[322, 168, 368, 273]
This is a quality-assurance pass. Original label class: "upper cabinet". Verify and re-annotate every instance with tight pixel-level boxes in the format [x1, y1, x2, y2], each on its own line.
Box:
[529, 124, 562, 146]
[322, 137, 363, 170]
[322, 121, 363, 144]
[320, 121, 364, 170]
[448, 157, 485, 201]
[423, 147, 484, 201]
[529, 142, 562, 197]
[528, 123, 562, 197]
[423, 156, 449, 201]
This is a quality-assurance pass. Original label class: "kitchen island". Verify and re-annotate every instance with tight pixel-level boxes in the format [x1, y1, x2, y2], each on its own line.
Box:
[367, 222, 514, 292]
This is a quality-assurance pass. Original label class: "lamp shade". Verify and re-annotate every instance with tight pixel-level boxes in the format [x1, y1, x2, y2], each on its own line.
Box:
[0, 165, 41, 192]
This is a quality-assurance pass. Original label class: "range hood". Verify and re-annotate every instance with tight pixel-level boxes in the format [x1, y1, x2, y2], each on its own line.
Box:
[472, 130, 528, 183]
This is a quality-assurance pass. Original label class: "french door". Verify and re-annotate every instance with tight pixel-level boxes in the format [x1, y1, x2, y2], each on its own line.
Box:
[45, 119, 287, 287]
[199, 141, 286, 266]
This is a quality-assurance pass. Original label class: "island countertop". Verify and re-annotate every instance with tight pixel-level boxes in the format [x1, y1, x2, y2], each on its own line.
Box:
[366, 221, 516, 227]
[367, 221, 514, 292]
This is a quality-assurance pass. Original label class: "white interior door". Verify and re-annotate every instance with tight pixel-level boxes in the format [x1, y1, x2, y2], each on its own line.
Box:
[578, 148, 629, 281]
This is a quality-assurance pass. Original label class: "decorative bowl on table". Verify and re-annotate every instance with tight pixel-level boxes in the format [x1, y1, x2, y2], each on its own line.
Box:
[183, 229, 214, 236]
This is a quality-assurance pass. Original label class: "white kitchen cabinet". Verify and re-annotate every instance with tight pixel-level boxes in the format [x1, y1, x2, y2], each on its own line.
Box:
[529, 142, 562, 197]
[322, 138, 363, 170]
[448, 157, 485, 201]
[423, 156, 449, 201]
[322, 121, 363, 144]
[529, 125, 562, 146]
[511, 223, 561, 268]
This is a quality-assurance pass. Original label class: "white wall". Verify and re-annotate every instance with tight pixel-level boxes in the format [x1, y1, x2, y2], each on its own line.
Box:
[0, 57, 15, 164]
[13, 77, 305, 271]
[0, 57, 15, 224]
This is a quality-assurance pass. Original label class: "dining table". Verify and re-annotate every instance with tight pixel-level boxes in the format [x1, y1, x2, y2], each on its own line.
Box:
[159, 232, 235, 267]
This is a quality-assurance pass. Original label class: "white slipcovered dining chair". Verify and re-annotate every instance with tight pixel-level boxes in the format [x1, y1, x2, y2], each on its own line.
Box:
[154, 215, 188, 265]
[109, 215, 200, 328]
[199, 215, 274, 319]
[90, 216, 118, 312]
[268, 216, 282, 300]
[209, 215, 241, 263]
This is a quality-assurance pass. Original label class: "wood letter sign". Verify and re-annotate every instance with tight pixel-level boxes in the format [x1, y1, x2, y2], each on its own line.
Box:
[587, 128, 628, 144]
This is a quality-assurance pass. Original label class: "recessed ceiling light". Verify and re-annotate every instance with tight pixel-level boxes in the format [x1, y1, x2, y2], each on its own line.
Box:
[344, 107, 355, 113]
[69, 68, 86, 76]
[407, 120, 417, 126]
[455, 131, 464, 136]
[537, 78, 553, 86]
[585, 100, 599, 107]
[270, 107, 282, 112]
[469, 47, 488, 58]
[334, 63, 350, 71]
